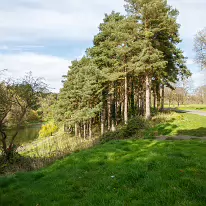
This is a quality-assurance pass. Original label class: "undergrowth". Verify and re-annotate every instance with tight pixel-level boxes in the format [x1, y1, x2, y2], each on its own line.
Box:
[101, 116, 150, 142]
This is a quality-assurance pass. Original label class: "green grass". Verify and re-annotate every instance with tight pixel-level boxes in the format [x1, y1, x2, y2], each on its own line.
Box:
[179, 104, 206, 112]
[149, 113, 206, 137]
[1, 140, 206, 205]
[165, 104, 206, 111]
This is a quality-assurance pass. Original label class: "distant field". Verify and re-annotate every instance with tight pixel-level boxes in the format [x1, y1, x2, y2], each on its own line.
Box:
[165, 104, 206, 111]
[178, 104, 206, 111]
[1, 140, 206, 206]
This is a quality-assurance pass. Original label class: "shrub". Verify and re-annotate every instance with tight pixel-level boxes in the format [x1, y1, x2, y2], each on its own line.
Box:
[101, 116, 150, 142]
[25, 110, 41, 122]
[126, 116, 150, 136]
[39, 121, 58, 138]
[152, 112, 182, 124]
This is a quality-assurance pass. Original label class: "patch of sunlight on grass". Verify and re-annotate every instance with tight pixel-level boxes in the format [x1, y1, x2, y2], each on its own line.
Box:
[179, 104, 206, 111]
[150, 113, 206, 137]
[146, 141, 158, 148]
[165, 104, 206, 111]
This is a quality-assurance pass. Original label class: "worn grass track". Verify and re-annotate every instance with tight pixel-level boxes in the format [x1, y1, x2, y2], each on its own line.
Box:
[1, 140, 206, 206]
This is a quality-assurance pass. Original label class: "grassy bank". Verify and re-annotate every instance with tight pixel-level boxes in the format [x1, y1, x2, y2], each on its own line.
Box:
[1, 112, 205, 174]
[10, 113, 206, 157]
[1, 140, 206, 205]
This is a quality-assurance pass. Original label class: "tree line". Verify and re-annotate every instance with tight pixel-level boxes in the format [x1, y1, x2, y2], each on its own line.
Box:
[56, 0, 191, 139]
[165, 84, 206, 106]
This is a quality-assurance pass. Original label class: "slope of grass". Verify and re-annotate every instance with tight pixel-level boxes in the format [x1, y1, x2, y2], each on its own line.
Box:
[1, 140, 206, 206]
[148, 113, 206, 137]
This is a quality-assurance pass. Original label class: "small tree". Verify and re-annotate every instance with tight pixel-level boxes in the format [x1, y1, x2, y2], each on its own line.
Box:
[194, 28, 206, 69]
[0, 73, 47, 160]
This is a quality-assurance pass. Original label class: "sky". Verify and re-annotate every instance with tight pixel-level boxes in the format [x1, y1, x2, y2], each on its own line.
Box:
[0, 0, 205, 92]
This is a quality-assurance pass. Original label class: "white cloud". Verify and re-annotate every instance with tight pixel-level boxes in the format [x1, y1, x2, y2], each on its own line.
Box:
[0, 0, 205, 43]
[0, 0, 204, 49]
[192, 70, 206, 88]
[168, 0, 206, 39]
[0, 52, 70, 92]
[0, 0, 125, 43]
[186, 59, 194, 65]
[0, 0, 205, 91]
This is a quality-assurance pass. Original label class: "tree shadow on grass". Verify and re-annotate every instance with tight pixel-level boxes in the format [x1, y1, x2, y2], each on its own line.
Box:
[156, 123, 178, 135]
[155, 124, 206, 137]
[177, 127, 206, 137]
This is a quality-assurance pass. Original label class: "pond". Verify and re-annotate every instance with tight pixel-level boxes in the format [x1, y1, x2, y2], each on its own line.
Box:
[7, 123, 42, 145]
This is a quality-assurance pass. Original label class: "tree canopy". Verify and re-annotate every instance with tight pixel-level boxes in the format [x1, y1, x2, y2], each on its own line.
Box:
[56, 0, 191, 139]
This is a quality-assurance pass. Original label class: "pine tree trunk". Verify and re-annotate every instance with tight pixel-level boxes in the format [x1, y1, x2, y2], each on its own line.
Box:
[111, 83, 116, 131]
[101, 109, 105, 135]
[140, 90, 144, 116]
[136, 88, 140, 114]
[143, 87, 146, 116]
[75, 123, 78, 137]
[145, 75, 151, 120]
[83, 124, 86, 140]
[101, 90, 106, 135]
[89, 119, 92, 139]
[153, 89, 156, 109]
[111, 120, 116, 132]
[156, 83, 161, 110]
[161, 84, 165, 111]
[107, 93, 111, 131]
[124, 71, 128, 124]
[131, 77, 135, 117]
[121, 102, 124, 122]
[78, 123, 81, 140]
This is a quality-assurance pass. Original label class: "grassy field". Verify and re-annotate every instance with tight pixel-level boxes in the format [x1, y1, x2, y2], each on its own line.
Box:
[165, 104, 206, 111]
[1, 140, 206, 205]
[178, 104, 206, 111]
[148, 113, 206, 137]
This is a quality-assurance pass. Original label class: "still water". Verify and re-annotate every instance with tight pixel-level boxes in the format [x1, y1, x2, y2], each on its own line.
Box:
[7, 123, 42, 145]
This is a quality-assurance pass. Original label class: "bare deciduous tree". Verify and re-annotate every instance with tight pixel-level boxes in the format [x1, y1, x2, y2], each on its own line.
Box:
[194, 28, 206, 69]
[0, 73, 47, 160]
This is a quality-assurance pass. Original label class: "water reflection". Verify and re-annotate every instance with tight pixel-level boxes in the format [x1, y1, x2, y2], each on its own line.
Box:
[7, 123, 42, 145]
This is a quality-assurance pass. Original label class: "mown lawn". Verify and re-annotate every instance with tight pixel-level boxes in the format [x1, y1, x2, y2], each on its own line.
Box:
[150, 113, 206, 137]
[1, 140, 206, 206]
[178, 104, 206, 111]
[165, 104, 206, 112]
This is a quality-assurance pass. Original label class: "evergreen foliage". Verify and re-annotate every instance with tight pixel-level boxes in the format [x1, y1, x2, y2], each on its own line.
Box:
[57, 0, 191, 138]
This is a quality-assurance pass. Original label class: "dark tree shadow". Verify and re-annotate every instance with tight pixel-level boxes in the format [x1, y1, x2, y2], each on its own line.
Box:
[156, 123, 178, 135]
[177, 127, 206, 137]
